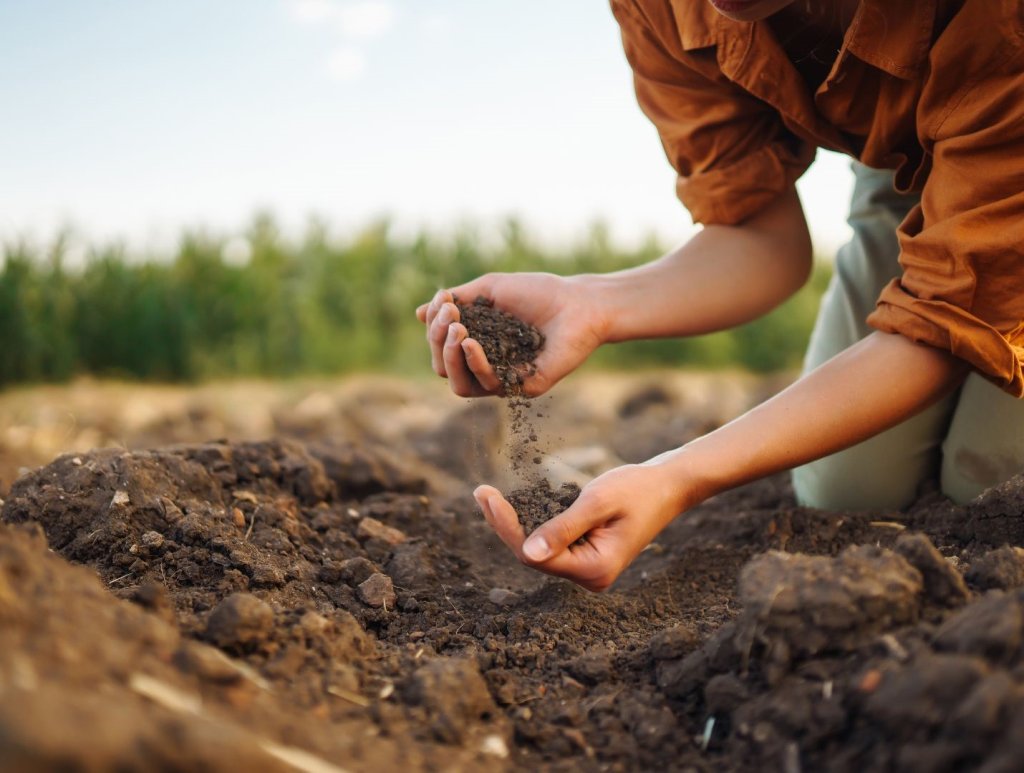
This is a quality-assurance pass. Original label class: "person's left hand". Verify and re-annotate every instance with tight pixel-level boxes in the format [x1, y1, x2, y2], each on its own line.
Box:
[474, 461, 690, 592]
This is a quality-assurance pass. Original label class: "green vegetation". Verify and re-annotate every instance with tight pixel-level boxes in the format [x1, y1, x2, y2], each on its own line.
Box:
[0, 216, 830, 387]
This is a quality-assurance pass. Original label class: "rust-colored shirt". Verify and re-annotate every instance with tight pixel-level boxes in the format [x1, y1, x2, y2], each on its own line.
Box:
[611, 0, 1024, 396]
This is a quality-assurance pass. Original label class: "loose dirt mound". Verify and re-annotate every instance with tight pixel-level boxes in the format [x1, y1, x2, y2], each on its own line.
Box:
[507, 480, 581, 536]
[0, 522, 429, 772]
[2, 438, 724, 770]
[3, 417, 1024, 769]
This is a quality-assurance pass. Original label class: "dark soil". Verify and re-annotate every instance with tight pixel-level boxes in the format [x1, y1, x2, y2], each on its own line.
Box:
[456, 296, 544, 394]
[4, 382, 1024, 771]
[507, 480, 581, 536]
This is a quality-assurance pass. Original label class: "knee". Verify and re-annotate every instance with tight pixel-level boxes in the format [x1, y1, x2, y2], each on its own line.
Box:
[940, 375, 1024, 505]
[941, 444, 1022, 505]
[792, 452, 922, 511]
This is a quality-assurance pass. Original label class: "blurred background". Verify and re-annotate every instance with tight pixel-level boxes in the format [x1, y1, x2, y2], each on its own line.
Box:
[0, 0, 855, 386]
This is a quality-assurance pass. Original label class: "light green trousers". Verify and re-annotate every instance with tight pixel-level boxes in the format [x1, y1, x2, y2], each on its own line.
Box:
[791, 162, 1024, 510]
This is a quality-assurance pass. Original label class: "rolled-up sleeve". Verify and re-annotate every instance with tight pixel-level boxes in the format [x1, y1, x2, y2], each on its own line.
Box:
[868, 45, 1024, 397]
[611, 0, 814, 225]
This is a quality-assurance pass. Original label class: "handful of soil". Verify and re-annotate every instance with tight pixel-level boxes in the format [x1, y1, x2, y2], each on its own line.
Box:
[455, 296, 544, 393]
[507, 479, 581, 537]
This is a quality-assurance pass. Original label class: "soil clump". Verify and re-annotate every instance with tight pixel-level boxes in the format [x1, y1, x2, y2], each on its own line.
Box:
[455, 295, 544, 394]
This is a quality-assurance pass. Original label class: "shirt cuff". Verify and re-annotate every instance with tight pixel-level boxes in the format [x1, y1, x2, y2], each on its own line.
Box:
[676, 140, 815, 226]
[868, 279, 1024, 397]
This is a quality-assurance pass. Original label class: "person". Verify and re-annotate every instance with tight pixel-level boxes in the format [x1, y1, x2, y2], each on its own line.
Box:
[415, 0, 1024, 592]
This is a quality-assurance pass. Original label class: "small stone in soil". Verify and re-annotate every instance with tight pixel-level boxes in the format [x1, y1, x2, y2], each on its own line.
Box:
[356, 517, 407, 546]
[488, 588, 520, 606]
[506, 479, 582, 537]
[357, 572, 397, 609]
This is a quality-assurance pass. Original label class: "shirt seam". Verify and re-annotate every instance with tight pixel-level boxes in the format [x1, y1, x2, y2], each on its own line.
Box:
[930, 39, 1018, 139]
[1004, 0, 1024, 47]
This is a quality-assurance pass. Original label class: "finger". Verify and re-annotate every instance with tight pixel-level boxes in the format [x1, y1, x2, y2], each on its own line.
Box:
[461, 338, 502, 394]
[428, 302, 460, 377]
[424, 289, 454, 329]
[520, 345, 568, 397]
[524, 354, 557, 397]
[522, 494, 608, 563]
[415, 303, 429, 323]
[474, 486, 496, 527]
[482, 490, 528, 553]
[447, 275, 496, 309]
[479, 486, 617, 590]
[444, 323, 488, 397]
[520, 370, 551, 399]
[474, 485, 502, 522]
[489, 493, 608, 580]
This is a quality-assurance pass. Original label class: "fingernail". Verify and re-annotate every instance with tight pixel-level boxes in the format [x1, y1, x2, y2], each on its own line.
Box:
[478, 498, 493, 521]
[446, 326, 457, 344]
[523, 535, 551, 562]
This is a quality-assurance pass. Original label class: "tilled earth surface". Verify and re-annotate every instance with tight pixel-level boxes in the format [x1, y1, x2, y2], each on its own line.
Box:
[1, 376, 1024, 771]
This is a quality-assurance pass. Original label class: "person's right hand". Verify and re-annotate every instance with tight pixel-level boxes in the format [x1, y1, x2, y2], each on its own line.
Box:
[415, 272, 608, 397]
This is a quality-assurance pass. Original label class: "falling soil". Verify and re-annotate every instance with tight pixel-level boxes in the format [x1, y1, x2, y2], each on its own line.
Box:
[507, 480, 582, 536]
[5, 380, 1024, 770]
[456, 294, 565, 537]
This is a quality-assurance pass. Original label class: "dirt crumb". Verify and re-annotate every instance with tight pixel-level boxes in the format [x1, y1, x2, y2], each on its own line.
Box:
[965, 474, 1024, 545]
[404, 658, 500, 744]
[205, 593, 275, 649]
[966, 546, 1024, 590]
[933, 592, 1024, 662]
[894, 532, 969, 607]
[648, 623, 700, 660]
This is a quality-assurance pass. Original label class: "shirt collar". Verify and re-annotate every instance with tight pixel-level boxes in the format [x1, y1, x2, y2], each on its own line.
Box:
[669, 0, 719, 51]
[672, 0, 937, 81]
[844, 0, 937, 79]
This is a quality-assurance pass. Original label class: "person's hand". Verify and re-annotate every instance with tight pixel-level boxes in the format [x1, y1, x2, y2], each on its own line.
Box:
[415, 272, 608, 397]
[473, 460, 691, 592]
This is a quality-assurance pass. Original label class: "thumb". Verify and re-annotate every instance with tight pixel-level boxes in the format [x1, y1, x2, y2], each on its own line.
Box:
[522, 494, 605, 564]
[524, 333, 594, 398]
[448, 274, 497, 306]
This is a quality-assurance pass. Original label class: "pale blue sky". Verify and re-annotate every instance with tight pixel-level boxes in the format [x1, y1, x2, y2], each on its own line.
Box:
[0, 0, 853, 255]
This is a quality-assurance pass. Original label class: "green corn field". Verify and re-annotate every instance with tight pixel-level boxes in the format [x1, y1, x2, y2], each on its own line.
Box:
[0, 215, 831, 387]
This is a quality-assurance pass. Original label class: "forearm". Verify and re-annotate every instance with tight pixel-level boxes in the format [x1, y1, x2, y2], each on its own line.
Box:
[657, 332, 969, 507]
[588, 189, 812, 343]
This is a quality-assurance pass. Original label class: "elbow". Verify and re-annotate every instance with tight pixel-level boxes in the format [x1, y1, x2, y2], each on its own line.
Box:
[785, 238, 814, 294]
[759, 189, 813, 294]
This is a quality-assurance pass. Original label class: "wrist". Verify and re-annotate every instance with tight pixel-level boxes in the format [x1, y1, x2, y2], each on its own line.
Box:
[568, 273, 626, 345]
[641, 444, 716, 518]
